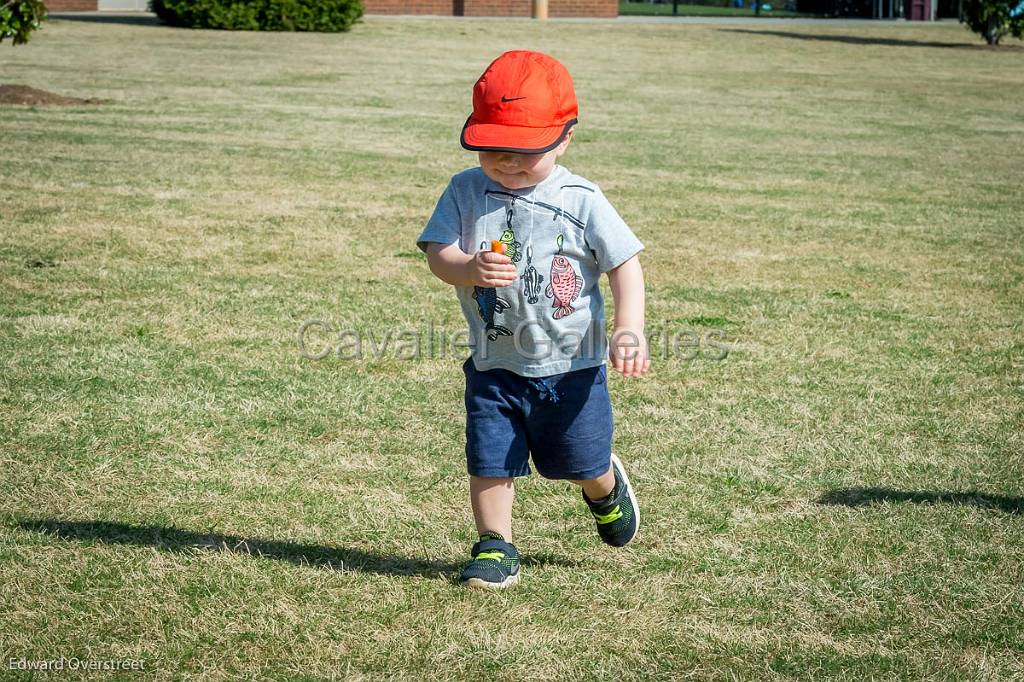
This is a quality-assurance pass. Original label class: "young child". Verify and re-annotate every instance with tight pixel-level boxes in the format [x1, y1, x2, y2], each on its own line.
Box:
[416, 50, 649, 589]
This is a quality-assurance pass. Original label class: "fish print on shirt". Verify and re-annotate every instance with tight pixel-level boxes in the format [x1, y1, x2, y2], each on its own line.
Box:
[473, 239, 512, 341]
[499, 200, 522, 263]
[472, 285, 512, 341]
[484, 189, 587, 321]
[546, 253, 583, 319]
[521, 244, 544, 304]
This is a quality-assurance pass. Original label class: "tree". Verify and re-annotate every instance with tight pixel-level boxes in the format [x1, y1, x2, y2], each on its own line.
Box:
[0, 0, 47, 45]
[961, 0, 1024, 45]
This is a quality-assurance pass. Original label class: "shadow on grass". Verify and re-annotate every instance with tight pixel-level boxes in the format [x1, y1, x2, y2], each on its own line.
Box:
[48, 13, 162, 26]
[718, 28, 1024, 51]
[13, 518, 575, 578]
[817, 487, 1023, 515]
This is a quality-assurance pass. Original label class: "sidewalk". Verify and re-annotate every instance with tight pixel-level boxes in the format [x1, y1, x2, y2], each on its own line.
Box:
[48, 11, 958, 27]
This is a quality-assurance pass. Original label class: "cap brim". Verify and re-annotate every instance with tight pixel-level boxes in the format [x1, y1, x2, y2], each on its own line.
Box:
[460, 117, 577, 154]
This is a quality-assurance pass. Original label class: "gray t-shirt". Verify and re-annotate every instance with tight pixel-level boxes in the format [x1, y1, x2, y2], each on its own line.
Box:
[417, 164, 644, 377]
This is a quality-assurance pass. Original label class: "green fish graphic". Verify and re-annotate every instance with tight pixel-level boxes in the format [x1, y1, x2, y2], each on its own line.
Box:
[499, 228, 522, 263]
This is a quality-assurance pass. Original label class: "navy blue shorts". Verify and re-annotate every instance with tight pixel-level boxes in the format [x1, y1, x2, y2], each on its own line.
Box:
[462, 357, 614, 481]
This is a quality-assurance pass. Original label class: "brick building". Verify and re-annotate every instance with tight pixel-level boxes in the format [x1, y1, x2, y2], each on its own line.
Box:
[367, 0, 617, 16]
[46, 0, 98, 9]
[45, 0, 618, 17]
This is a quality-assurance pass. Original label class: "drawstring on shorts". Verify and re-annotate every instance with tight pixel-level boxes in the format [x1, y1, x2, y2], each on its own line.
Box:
[528, 378, 561, 403]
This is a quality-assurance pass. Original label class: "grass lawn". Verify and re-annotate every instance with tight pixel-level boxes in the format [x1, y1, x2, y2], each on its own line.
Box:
[2, 13, 1023, 680]
[620, 1, 812, 17]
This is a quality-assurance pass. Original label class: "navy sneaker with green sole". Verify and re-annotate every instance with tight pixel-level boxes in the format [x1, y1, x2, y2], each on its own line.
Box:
[460, 532, 520, 589]
[583, 453, 640, 547]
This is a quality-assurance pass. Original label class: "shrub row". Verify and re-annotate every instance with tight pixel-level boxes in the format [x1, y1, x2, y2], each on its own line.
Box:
[150, 0, 362, 32]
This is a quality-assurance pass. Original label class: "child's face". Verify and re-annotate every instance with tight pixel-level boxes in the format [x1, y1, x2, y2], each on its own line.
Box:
[478, 129, 573, 190]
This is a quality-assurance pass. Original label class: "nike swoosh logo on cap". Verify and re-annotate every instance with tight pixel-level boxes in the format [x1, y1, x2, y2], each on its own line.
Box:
[501, 96, 527, 103]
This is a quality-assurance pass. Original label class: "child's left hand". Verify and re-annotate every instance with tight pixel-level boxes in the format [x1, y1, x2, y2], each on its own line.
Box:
[609, 327, 650, 378]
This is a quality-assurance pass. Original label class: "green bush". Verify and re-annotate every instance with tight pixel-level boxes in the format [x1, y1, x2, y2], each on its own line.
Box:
[0, 0, 47, 46]
[961, 0, 1024, 45]
[150, 0, 363, 32]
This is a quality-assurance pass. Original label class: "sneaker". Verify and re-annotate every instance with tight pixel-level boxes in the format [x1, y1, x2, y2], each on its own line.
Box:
[583, 453, 640, 547]
[459, 532, 521, 589]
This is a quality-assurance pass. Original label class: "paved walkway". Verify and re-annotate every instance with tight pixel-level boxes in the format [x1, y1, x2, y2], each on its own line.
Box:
[49, 11, 956, 27]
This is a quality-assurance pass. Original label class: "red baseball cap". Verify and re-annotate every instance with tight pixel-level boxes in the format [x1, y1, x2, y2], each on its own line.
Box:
[461, 50, 579, 154]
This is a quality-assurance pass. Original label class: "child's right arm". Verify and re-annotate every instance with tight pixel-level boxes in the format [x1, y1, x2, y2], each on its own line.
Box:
[425, 242, 518, 288]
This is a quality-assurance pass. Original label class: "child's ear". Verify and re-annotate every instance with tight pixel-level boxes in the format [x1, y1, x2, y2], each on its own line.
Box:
[556, 126, 575, 155]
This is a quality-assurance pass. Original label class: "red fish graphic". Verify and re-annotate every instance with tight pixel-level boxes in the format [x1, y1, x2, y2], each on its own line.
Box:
[545, 255, 583, 320]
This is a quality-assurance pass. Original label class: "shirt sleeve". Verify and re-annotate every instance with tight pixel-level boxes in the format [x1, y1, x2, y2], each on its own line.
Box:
[585, 186, 644, 273]
[416, 180, 462, 254]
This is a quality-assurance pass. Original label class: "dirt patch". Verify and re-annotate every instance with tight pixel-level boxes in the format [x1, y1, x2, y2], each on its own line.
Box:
[0, 84, 101, 106]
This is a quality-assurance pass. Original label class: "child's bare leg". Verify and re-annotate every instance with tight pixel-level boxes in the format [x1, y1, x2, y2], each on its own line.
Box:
[469, 476, 515, 540]
[570, 465, 615, 501]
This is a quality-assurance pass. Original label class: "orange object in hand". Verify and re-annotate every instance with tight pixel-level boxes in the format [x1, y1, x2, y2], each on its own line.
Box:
[490, 240, 506, 254]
